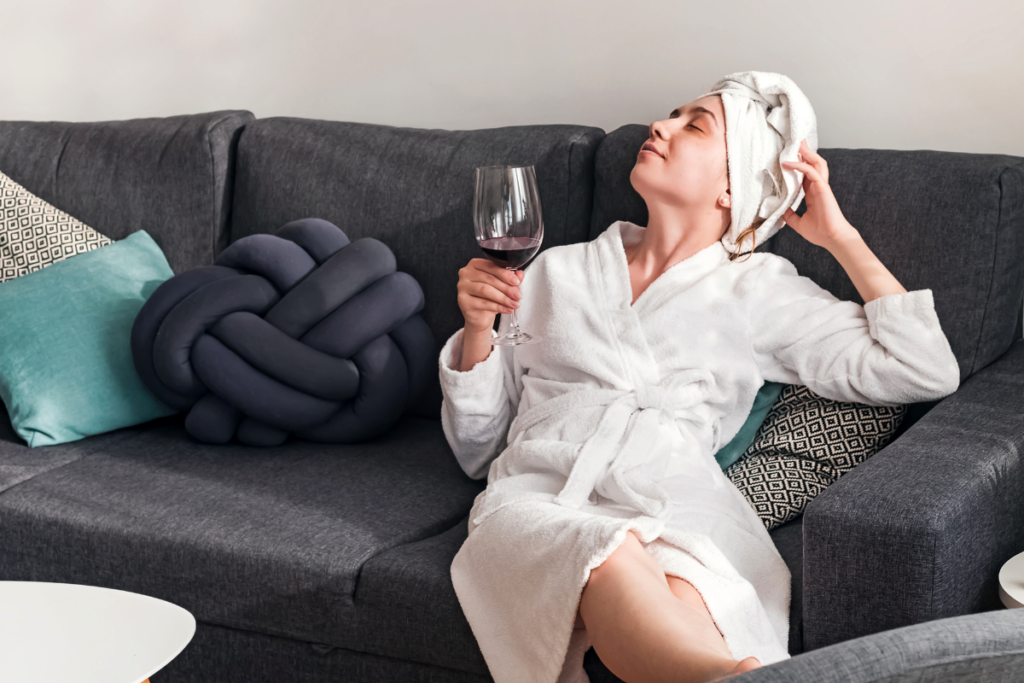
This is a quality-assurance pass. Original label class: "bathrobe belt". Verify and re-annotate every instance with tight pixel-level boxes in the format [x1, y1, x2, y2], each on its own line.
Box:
[506, 368, 715, 522]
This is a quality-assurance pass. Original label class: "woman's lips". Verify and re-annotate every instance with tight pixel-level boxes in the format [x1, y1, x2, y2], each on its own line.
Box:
[639, 142, 664, 158]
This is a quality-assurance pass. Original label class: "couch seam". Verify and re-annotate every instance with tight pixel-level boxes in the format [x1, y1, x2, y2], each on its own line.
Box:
[205, 116, 222, 266]
[565, 130, 584, 247]
[0, 426, 150, 499]
[205, 112, 248, 266]
[565, 128, 603, 247]
[971, 164, 1009, 376]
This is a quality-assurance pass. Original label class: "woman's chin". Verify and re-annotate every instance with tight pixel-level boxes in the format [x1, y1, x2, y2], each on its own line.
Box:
[629, 168, 654, 202]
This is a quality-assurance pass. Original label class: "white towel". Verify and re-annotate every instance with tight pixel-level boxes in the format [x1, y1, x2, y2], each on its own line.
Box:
[697, 71, 819, 257]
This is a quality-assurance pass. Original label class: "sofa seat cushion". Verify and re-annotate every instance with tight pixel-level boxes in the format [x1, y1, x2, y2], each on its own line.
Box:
[0, 414, 484, 650]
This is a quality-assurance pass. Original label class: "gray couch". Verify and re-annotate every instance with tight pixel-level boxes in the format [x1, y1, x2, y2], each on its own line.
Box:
[0, 110, 1021, 682]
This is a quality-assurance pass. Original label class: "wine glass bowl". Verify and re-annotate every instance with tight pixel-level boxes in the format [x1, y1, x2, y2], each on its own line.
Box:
[473, 165, 544, 345]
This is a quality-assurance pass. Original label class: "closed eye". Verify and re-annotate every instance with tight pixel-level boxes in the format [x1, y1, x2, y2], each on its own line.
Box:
[689, 124, 702, 132]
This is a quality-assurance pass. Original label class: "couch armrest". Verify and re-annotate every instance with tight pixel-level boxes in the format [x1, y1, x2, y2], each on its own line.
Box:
[801, 338, 1024, 651]
[734, 608, 1024, 683]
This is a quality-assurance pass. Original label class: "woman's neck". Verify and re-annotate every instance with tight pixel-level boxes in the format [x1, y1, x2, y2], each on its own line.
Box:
[627, 206, 726, 276]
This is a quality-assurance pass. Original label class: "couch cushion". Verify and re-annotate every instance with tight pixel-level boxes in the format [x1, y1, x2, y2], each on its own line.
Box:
[592, 124, 1024, 381]
[0, 403, 140, 495]
[229, 119, 604, 418]
[0, 110, 253, 274]
[0, 414, 484, 652]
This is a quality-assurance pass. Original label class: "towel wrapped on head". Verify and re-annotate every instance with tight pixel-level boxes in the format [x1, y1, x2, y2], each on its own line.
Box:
[697, 71, 819, 257]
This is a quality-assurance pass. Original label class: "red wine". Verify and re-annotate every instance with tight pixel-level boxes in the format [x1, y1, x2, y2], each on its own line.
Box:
[479, 236, 542, 269]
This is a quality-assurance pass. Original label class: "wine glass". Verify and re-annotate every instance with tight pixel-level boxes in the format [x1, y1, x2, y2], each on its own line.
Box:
[473, 165, 544, 345]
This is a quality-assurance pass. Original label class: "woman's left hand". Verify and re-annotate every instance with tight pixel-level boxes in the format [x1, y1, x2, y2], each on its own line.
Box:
[781, 139, 860, 249]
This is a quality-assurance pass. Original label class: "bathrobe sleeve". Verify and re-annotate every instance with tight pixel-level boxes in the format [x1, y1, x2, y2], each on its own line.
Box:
[438, 316, 523, 480]
[748, 255, 961, 406]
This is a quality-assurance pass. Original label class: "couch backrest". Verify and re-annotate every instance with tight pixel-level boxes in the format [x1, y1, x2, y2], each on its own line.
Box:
[591, 124, 1024, 381]
[229, 118, 604, 417]
[0, 111, 253, 274]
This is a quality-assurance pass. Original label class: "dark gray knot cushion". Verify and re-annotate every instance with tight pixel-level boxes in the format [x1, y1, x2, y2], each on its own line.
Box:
[131, 218, 435, 446]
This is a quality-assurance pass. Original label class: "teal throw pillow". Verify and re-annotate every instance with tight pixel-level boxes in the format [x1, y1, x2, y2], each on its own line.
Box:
[714, 380, 785, 470]
[0, 230, 177, 446]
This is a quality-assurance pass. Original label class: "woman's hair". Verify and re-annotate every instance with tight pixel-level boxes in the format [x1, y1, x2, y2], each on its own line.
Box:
[727, 222, 760, 263]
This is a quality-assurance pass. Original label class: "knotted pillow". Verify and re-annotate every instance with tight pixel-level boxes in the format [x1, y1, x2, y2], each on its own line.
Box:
[131, 218, 435, 446]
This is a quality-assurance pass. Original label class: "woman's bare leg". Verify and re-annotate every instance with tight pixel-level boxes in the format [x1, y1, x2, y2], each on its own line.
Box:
[666, 576, 763, 678]
[577, 530, 747, 683]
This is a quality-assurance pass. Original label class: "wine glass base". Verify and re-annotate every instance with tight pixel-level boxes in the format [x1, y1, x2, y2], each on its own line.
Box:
[491, 331, 539, 346]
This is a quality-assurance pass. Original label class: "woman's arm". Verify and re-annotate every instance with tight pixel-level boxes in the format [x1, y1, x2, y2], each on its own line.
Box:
[439, 259, 528, 479]
[748, 256, 959, 406]
[750, 140, 959, 405]
[826, 230, 907, 304]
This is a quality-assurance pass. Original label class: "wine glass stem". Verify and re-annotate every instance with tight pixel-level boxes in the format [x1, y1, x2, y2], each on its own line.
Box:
[509, 268, 522, 334]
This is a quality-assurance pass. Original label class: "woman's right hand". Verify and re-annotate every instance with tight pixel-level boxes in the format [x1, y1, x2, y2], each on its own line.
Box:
[457, 258, 524, 335]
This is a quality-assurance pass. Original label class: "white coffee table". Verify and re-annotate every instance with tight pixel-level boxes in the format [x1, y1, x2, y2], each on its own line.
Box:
[0, 581, 196, 683]
[999, 551, 1024, 609]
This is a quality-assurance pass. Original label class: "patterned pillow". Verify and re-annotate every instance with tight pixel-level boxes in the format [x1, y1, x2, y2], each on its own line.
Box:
[0, 170, 112, 282]
[725, 384, 907, 531]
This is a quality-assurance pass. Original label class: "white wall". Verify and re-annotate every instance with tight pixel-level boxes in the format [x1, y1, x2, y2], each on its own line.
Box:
[2, 0, 1022, 156]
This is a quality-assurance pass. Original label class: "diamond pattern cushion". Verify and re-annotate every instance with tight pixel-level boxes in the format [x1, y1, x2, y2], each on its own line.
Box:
[0, 170, 111, 282]
[726, 384, 907, 530]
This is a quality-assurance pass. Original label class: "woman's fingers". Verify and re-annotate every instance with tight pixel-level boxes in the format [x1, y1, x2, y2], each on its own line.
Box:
[470, 258, 520, 286]
[472, 268, 522, 300]
[458, 289, 515, 315]
[797, 139, 828, 182]
[456, 258, 526, 328]
[781, 159, 826, 190]
[468, 280, 520, 309]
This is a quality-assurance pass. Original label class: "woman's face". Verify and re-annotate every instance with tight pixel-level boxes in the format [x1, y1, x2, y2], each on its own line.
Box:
[630, 94, 730, 215]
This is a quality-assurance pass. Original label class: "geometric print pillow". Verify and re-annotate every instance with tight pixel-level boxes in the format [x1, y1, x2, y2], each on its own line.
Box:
[0, 170, 112, 283]
[725, 383, 907, 531]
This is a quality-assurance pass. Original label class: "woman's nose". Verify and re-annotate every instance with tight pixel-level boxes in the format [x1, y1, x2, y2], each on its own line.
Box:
[649, 120, 668, 140]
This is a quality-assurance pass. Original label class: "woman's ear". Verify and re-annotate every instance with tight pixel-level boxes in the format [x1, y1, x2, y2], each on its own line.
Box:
[719, 189, 731, 209]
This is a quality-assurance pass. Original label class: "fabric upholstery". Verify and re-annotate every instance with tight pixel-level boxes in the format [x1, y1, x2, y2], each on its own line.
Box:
[0, 110, 254, 274]
[132, 218, 435, 446]
[802, 339, 1024, 650]
[705, 608, 1024, 683]
[229, 118, 604, 418]
[0, 414, 485, 656]
[159, 620, 490, 683]
[0, 403, 141, 495]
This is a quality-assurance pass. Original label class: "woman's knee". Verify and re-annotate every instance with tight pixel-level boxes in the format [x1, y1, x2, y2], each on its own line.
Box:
[588, 530, 666, 587]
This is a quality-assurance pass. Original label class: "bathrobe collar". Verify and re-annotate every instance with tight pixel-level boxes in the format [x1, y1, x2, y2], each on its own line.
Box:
[596, 221, 732, 314]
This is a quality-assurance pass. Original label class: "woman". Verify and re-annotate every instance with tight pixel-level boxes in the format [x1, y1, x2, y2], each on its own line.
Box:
[438, 72, 960, 683]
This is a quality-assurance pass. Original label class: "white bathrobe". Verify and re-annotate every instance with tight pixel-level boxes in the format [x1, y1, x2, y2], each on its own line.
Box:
[438, 220, 960, 683]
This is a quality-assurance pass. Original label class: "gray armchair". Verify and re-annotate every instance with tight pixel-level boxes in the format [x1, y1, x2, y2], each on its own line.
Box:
[734, 607, 1024, 682]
